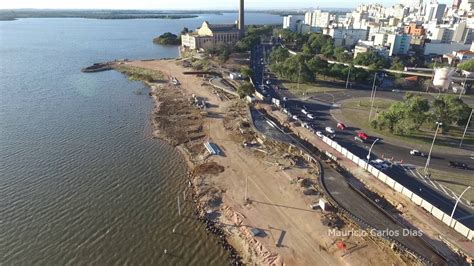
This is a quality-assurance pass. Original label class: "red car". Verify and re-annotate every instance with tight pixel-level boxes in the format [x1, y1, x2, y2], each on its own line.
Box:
[357, 132, 369, 140]
[337, 122, 346, 130]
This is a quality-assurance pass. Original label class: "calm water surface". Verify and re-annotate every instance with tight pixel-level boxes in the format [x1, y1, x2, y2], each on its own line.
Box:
[0, 13, 282, 265]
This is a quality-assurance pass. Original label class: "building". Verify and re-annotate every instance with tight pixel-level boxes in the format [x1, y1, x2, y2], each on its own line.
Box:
[460, 0, 474, 11]
[404, 23, 426, 36]
[304, 10, 331, 28]
[453, 0, 462, 9]
[181, 21, 240, 50]
[181, 0, 244, 50]
[424, 41, 471, 55]
[323, 27, 368, 47]
[424, 3, 447, 23]
[354, 41, 389, 58]
[283, 15, 297, 32]
[387, 34, 412, 56]
[426, 22, 473, 44]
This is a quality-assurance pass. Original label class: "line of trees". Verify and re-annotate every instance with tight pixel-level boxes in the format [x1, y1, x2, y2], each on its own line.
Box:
[269, 31, 394, 84]
[371, 93, 472, 135]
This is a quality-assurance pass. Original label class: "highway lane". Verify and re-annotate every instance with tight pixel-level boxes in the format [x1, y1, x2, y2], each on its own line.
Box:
[249, 108, 448, 264]
[282, 98, 474, 228]
[249, 43, 474, 230]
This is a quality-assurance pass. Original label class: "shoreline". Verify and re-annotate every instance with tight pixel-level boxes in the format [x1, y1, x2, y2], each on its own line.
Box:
[110, 59, 416, 265]
[120, 64, 245, 264]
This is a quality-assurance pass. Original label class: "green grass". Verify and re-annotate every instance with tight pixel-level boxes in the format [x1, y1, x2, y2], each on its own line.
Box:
[418, 168, 474, 202]
[116, 65, 164, 82]
[339, 97, 474, 151]
[283, 82, 344, 96]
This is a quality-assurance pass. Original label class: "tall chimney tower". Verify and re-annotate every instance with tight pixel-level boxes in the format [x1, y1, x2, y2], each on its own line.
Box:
[238, 0, 245, 38]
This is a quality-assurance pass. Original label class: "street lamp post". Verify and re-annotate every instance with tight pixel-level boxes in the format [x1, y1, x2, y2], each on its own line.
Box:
[424, 122, 442, 173]
[345, 67, 351, 89]
[460, 71, 469, 99]
[460, 109, 473, 148]
[368, 73, 378, 122]
[366, 138, 380, 169]
[449, 186, 471, 227]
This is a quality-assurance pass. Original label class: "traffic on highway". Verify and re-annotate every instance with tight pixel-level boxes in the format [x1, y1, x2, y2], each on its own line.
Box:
[250, 42, 474, 230]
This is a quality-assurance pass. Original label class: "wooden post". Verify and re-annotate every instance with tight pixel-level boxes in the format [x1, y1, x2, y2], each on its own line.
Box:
[244, 176, 248, 203]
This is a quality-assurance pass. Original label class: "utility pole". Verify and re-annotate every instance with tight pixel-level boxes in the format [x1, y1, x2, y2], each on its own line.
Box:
[345, 67, 351, 89]
[368, 73, 378, 122]
[297, 63, 302, 95]
[424, 122, 442, 173]
[460, 109, 473, 148]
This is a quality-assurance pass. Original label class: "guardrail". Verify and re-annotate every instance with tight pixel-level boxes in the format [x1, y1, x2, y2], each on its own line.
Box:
[320, 135, 473, 241]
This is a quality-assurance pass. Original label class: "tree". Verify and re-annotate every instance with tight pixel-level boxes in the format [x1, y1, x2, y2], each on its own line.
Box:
[432, 95, 472, 132]
[240, 66, 253, 78]
[333, 47, 353, 62]
[354, 51, 390, 69]
[153, 32, 180, 45]
[373, 94, 430, 135]
[307, 57, 329, 78]
[237, 82, 255, 98]
[218, 47, 230, 62]
[269, 46, 290, 64]
[458, 58, 474, 72]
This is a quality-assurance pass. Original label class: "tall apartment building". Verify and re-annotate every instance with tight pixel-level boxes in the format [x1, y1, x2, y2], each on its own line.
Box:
[424, 3, 447, 22]
[387, 34, 412, 56]
[283, 15, 297, 32]
[323, 27, 368, 47]
[304, 10, 331, 28]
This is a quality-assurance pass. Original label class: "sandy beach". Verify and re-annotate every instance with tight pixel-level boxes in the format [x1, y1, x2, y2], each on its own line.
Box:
[114, 59, 409, 265]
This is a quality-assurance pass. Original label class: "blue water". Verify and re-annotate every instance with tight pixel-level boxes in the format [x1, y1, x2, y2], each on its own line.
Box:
[0, 13, 282, 265]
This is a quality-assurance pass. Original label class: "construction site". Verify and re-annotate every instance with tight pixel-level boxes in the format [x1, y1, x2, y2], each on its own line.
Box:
[107, 58, 453, 265]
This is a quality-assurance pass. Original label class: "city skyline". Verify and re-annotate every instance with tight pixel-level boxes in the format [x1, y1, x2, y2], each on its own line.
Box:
[0, 0, 451, 10]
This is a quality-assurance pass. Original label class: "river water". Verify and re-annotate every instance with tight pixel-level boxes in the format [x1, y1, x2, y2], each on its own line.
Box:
[0, 13, 282, 265]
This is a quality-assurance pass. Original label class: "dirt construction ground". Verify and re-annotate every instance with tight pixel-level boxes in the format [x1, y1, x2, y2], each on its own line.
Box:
[123, 59, 408, 265]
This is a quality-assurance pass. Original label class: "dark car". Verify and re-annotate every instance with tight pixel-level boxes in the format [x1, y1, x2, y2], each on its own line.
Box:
[449, 161, 469, 169]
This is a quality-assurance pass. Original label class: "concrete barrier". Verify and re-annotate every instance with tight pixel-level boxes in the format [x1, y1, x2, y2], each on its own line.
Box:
[411, 193, 423, 206]
[431, 206, 445, 221]
[421, 200, 434, 213]
[468, 230, 474, 241]
[454, 222, 470, 239]
[378, 172, 387, 182]
[385, 177, 396, 188]
[370, 168, 380, 178]
[394, 182, 404, 193]
[401, 187, 413, 199]
[321, 136, 473, 240]
[442, 213, 453, 226]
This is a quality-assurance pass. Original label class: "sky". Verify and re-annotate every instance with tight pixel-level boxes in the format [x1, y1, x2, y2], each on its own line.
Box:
[0, 0, 451, 10]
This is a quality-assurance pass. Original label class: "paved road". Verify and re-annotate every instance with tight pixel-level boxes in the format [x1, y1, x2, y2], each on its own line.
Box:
[249, 43, 474, 230]
[249, 108, 448, 264]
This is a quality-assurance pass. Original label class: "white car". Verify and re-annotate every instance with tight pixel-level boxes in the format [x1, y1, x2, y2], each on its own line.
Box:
[307, 113, 315, 119]
[325, 127, 335, 134]
[316, 131, 324, 138]
[301, 109, 308, 115]
[292, 115, 298, 120]
[283, 108, 288, 114]
[302, 122, 310, 129]
[282, 97, 288, 101]
[265, 80, 271, 85]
